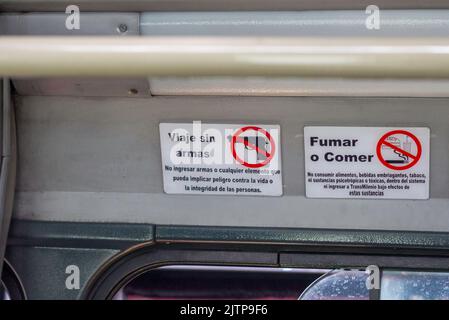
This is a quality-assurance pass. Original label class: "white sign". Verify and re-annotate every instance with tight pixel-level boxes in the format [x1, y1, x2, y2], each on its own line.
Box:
[304, 126, 430, 199]
[160, 122, 282, 196]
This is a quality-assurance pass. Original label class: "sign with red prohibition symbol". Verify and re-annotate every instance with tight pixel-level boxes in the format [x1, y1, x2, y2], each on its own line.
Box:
[304, 126, 429, 200]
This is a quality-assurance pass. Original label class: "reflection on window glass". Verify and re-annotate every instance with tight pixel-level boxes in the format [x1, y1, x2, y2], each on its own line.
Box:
[113, 265, 449, 300]
[381, 271, 449, 300]
[300, 270, 369, 300]
[114, 266, 328, 300]
[1, 281, 11, 301]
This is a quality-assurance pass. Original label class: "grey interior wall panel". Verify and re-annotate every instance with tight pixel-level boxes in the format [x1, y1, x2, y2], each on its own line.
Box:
[2, 10, 448, 37]
[13, 78, 150, 98]
[140, 11, 449, 37]
[149, 77, 449, 97]
[0, 13, 139, 35]
[11, 95, 449, 232]
[15, 77, 449, 98]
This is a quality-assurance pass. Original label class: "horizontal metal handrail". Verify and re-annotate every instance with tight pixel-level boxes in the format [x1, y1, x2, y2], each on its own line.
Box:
[2, 37, 449, 78]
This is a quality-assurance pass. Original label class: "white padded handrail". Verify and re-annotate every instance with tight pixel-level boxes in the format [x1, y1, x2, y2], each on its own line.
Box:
[2, 37, 449, 78]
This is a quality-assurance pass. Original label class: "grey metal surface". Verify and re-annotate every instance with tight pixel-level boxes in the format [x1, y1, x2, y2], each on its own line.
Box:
[13, 78, 150, 98]
[2, 10, 448, 37]
[11, 95, 449, 232]
[0, 13, 139, 35]
[1, 0, 449, 12]
[156, 225, 449, 251]
[8, 220, 154, 249]
[140, 11, 449, 37]
[14, 77, 449, 98]
[6, 246, 118, 299]
[149, 77, 449, 97]
[0, 80, 16, 280]
[280, 253, 449, 270]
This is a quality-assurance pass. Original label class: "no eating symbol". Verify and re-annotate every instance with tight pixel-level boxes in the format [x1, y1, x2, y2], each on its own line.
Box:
[231, 126, 276, 168]
[376, 129, 422, 171]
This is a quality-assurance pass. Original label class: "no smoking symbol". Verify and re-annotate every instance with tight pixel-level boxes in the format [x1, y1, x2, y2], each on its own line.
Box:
[231, 126, 276, 168]
[376, 130, 422, 171]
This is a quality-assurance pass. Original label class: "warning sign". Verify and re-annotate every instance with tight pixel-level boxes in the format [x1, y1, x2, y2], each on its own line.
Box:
[160, 122, 282, 196]
[304, 126, 429, 199]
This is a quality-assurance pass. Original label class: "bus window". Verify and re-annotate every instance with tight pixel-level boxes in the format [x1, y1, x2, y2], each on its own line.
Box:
[113, 266, 328, 300]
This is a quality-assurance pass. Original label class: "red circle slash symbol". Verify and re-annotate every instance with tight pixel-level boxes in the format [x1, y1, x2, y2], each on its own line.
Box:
[231, 126, 276, 168]
[376, 130, 422, 171]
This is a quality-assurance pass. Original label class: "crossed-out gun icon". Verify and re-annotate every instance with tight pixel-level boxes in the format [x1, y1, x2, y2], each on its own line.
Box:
[228, 135, 270, 161]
